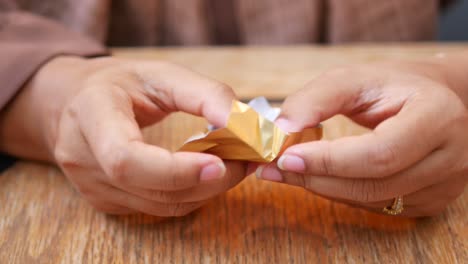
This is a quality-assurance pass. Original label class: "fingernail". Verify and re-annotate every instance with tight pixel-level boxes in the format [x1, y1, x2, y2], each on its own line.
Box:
[255, 165, 283, 182]
[200, 162, 226, 181]
[275, 118, 293, 132]
[277, 154, 305, 173]
[275, 118, 301, 132]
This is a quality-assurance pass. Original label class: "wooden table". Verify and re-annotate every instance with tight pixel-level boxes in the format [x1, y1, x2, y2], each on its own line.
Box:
[1, 45, 467, 263]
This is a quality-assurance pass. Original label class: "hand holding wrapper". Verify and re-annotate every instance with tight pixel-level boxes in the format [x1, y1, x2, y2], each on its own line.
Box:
[179, 98, 322, 162]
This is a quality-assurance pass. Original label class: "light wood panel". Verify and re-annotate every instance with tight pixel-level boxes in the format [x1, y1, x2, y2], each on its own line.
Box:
[114, 44, 467, 100]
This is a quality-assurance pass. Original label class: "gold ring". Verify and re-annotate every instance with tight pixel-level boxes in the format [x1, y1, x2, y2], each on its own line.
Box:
[382, 196, 404, 215]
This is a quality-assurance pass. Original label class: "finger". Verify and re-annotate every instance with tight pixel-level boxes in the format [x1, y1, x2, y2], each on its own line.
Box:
[86, 181, 206, 217]
[120, 161, 246, 203]
[71, 88, 226, 190]
[255, 163, 457, 218]
[276, 66, 436, 131]
[287, 184, 452, 218]
[338, 177, 465, 210]
[276, 67, 379, 131]
[265, 148, 456, 203]
[276, 69, 448, 178]
[246, 162, 260, 176]
[258, 150, 455, 203]
[65, 169, 205, 216]
[276, 107, 443, 178]
[257, 154, 465, 207]
[59, 168, 136, 215]
[130, 61, 236, 127]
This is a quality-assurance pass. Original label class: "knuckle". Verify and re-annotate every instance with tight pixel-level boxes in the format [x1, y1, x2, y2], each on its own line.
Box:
[211, 82, 235, 98]
[53, 113, 79, 168]
[208, 80, 235, 98]
[67, 99, 81, 116]
[53, 145, 68, 165]
[54, 146, 80, 169]
[67, 95, 92, 121]
[366, 142, 398, 177]
[213, 82, 232, 93]
[104, 146, 130, 184]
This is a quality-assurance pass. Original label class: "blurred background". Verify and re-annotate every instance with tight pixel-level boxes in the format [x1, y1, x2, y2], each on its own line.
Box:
[439, 0, 468, 40]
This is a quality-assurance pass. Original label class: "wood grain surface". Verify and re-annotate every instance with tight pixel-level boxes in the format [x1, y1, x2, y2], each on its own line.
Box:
[1, 45, 467, 263]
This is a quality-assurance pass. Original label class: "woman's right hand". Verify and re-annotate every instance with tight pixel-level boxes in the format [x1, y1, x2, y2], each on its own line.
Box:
[256, 61, 468, 217]
[0, 56, 247, 216]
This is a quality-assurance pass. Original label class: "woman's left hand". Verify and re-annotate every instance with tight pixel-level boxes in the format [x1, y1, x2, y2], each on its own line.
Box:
[255, 61, 468, 217]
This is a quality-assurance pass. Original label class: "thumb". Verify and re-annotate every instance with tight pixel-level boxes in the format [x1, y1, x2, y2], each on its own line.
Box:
[131, 61, 237, 128]
[275, 68, 369, 132]
[274, 67, 450, 179]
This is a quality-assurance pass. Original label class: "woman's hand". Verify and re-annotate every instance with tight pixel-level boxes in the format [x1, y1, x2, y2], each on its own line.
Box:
[256, 61, 468, 217]
[0, 56, 247, 216]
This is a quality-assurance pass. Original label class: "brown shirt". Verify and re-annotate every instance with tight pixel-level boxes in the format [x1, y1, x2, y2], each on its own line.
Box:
[0, 0, 443, 109]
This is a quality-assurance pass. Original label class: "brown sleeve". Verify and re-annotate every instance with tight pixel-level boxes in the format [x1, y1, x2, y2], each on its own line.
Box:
[0, 11, 108, 109]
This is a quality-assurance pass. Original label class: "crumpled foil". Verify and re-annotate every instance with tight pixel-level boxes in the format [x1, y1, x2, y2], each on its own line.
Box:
[179, 97, 322, 162]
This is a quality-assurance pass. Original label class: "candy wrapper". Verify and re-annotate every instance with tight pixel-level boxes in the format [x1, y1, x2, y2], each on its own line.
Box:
[179, 97, 322, 162]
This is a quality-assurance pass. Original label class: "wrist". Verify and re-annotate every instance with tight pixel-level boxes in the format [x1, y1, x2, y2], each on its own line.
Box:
[0, 56, 92, 162]
[35, 56, 91, 157]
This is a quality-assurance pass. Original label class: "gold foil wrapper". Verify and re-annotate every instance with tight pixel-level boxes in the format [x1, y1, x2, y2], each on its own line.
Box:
[179, 99, 322, 162]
